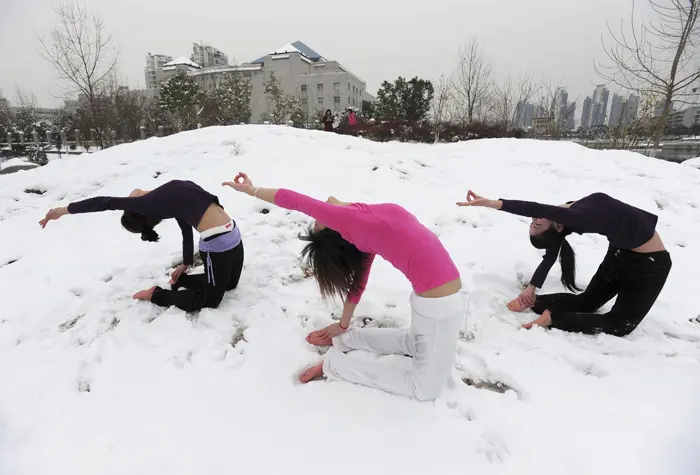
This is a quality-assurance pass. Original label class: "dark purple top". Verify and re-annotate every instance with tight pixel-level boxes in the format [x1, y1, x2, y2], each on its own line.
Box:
[67, 180, 222, 266]
[499, 192, 658, 288]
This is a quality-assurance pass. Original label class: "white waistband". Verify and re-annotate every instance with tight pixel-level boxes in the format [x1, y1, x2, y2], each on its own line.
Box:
[410, 291, 466, 320]
[200, 220, 234, 239]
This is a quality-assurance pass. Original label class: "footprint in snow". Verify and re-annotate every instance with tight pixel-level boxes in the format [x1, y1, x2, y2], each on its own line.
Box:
[477, 432, 510, 463]
[77, 379, 91, 393]
[561, 356, 608, 378]
[0, 258, 19, 269]
[59, 315, 84, 332]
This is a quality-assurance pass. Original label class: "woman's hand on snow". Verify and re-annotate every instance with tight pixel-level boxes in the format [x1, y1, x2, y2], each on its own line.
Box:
[507, 286, 537, 312]
[306, 323, 347, 347]
[222, 172, 254, 195]
[169, 265, 189, 284]
[39, 207, 69, 228]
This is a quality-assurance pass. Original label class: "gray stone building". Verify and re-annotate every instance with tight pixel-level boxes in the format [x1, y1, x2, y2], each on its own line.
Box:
[188, 41, 372, 123]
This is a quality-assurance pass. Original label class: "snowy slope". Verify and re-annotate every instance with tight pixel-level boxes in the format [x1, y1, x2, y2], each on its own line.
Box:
[1, 126, 700, 475]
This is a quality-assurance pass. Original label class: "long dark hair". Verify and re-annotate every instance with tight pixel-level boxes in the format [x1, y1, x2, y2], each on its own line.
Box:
[121, 211, 162, 242]
[530, 226, 581, 292]
[299, 224, 371, 301]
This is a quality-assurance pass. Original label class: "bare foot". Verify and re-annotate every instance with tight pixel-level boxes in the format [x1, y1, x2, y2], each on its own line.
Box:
[522, 310, 552, 329]
[133, 286, 156, 301]
[299, 363, 324, 383]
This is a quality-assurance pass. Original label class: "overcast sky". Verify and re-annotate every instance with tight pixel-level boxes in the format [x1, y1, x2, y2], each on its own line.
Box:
[1, 0, 652, 111]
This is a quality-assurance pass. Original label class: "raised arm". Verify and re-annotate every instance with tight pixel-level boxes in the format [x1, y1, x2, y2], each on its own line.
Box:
[222, 173, 362, 235]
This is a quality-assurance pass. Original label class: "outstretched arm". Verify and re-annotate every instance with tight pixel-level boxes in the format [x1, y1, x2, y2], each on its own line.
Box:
[222, 172, 361, 234]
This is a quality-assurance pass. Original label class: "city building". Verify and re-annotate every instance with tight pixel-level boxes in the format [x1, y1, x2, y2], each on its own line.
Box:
[590, 85, 609, 127]
[515, 101, 535, 128]
[145, 53, 174, 91]
[609, 93, 625, 128]
[668, 106, 700, 129]
[532, 116, 554, 136]
[565, 102, 576, 131]
[191, 43, 228, 68]
[623, 94, 639, 126]
[581, 97, 593, 129]
[189, 41, 369, 123]
[9, 106, 62, 123]
[162, 56, 202, 76]
[552, 87, 569, 130]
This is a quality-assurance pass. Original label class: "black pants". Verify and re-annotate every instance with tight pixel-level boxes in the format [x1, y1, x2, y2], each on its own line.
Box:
[151, 240, 244, 312]
[532, 246, 672, 337]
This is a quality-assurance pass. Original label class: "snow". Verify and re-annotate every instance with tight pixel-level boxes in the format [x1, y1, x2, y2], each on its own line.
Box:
[682, 157, 700, 168]
[0, 157, 31, 168]
[1, 126, 700, 475]
[271, 43, 303, 56]
[163, 56, 201, 70]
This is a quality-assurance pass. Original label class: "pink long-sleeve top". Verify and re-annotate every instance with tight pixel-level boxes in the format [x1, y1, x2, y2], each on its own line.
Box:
[274, 189, 460, 303]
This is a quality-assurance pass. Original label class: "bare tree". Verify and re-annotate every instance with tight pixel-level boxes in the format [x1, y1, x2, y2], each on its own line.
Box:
[596, 0, 700, 146]
[431, 74, 452, 143]
[35, 1, 118, 148]
[454, 37, 493, 123]
[491, 72, 538, 130]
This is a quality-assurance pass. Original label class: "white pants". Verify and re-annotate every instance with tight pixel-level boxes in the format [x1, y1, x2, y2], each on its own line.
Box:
[323, 292, 465, 401]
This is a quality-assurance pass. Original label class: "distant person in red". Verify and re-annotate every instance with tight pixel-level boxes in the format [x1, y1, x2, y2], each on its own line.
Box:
[323, 109, 334, 132]
[348, 108, 357, 135]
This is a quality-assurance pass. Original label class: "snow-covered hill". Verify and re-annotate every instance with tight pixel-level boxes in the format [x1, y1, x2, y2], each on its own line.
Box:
[1, 125, 699, 475]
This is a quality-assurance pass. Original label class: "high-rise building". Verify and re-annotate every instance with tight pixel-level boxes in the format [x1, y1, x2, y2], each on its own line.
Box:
[591, 85, 610, 126]
[145, 53, 173, 90]
[609, 93, 625, 127]
[552, 87, 569, 129]
[581, 97, 593, 129]
[515, 100, 535, 128]
[565, 102, 576, 131]
[191, 43, 228, 68]
[623, 94, 639, 126]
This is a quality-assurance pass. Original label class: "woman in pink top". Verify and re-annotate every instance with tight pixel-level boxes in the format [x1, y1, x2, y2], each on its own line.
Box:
[223, 172, 464, 401]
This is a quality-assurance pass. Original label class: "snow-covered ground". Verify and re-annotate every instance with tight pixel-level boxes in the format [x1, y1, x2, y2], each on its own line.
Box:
[1, 125, 699, 475]
[682, 156, 700, 168]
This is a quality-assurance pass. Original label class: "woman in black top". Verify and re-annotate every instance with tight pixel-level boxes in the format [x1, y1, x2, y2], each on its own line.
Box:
[39, 180, 244, 312]
[457, 190, 672, 337]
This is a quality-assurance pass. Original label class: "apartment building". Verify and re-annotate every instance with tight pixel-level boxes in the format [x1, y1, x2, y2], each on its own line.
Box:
[190, 41, 370, 123]
[192, 43, 228, 68]
[145, 53, 174, 90]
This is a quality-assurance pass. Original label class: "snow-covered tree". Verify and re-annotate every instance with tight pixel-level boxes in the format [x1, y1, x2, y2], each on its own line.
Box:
[264, 72, 299, 124]
[203, 73, 252, 125]
[159, 72, 203, 132]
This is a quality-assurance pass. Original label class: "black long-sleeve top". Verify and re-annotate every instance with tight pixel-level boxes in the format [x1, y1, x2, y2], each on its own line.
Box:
[499, 192, 658, 288]
[67, 180, 223, 266]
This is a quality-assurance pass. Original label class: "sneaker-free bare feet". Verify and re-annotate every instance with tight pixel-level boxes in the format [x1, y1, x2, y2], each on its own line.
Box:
[299, 363, 324, 383]
[522, 310, 552, 329]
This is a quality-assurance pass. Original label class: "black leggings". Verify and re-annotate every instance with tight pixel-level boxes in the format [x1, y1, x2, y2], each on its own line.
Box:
[532, 246, 671, 337]
[151, 240, 244, 312]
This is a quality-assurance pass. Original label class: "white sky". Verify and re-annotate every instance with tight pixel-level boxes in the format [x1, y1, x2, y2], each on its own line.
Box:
[1, 0, 653, 111]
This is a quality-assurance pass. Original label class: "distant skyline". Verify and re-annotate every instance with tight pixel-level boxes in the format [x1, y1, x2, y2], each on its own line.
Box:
[2, 0, 655, 112]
